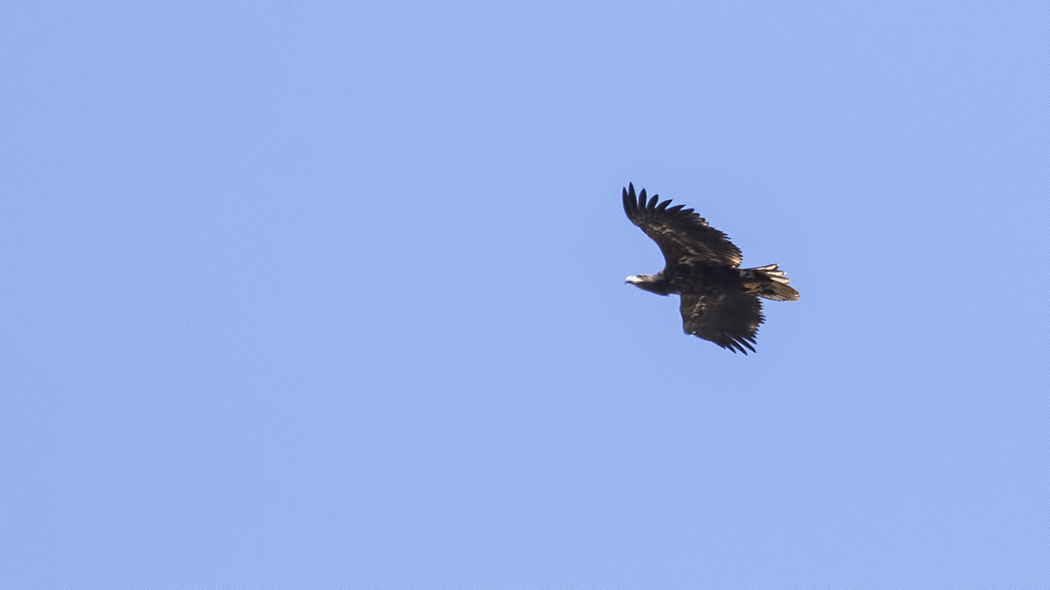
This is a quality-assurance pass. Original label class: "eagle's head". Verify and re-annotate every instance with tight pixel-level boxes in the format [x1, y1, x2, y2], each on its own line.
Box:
[625, 273, 672, 296]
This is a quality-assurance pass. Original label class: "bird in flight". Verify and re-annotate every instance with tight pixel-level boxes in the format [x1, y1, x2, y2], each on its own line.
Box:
[623, 183, 799, 353]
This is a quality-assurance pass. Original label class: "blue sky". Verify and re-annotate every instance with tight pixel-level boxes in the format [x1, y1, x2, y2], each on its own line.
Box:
[4, 3, 1049, 587]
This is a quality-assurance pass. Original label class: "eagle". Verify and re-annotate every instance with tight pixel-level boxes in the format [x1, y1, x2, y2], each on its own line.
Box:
[623, 183, 799, 353]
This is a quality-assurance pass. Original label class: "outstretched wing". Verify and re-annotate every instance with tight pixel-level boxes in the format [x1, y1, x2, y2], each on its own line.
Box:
[680, 290, 764, 354]
[623, 183, 743, 268]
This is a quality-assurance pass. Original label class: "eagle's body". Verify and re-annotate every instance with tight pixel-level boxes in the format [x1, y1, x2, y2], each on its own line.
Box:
[623, 184, 799, 353]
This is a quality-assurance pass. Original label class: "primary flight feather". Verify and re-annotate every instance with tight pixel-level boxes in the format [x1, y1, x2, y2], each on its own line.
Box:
[623, 183, 799, 353]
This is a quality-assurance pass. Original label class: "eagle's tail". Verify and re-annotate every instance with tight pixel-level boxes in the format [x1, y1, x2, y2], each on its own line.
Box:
[742, 264, 800, 301]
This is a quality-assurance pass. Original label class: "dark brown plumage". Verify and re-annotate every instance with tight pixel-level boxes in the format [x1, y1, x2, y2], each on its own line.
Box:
[623, 183, 799, 353]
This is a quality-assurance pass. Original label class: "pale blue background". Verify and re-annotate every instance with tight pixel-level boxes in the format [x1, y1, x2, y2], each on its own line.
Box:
[4, 3, 1049, 587]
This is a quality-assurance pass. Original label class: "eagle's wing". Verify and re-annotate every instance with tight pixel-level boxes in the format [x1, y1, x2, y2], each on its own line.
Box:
[623, 183, 743, 268]
[680, 291, 764, 354]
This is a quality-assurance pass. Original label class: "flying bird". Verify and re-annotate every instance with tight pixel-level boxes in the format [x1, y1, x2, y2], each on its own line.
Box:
[623, 183, 799, 353]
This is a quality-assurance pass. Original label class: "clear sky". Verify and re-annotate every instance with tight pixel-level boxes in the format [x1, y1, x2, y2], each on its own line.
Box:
[4, 3, 1049, 587]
